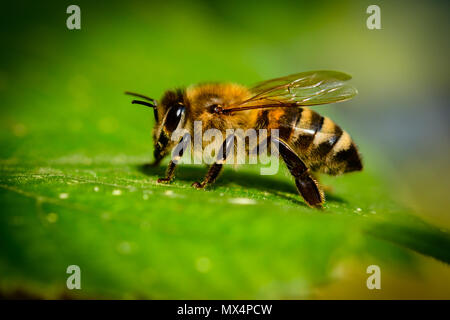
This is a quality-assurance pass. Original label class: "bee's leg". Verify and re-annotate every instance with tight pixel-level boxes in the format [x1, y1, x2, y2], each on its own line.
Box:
[157, 134, 189, 184]
[157, 161, 177, 183]
[274, 138, 324, 208]
[191, 163, 223, 189]
[191, 135, 234, 189]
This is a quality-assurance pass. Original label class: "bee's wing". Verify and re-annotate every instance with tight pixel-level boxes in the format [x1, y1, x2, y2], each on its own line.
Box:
[223, 71, 357, 113]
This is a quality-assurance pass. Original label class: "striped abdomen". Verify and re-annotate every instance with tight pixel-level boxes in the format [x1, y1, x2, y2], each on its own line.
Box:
[263, 107, 362, 175]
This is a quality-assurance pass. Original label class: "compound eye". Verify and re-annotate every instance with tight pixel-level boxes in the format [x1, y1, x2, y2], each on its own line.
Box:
[153, 109, 159, 122]
[165, 105, 185, 132]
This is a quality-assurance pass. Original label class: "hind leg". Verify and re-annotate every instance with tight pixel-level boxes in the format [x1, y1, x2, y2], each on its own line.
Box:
[274, 138, 324, 208]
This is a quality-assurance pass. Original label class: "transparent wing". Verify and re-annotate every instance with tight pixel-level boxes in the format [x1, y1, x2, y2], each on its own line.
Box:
[222, 71, 357, 113]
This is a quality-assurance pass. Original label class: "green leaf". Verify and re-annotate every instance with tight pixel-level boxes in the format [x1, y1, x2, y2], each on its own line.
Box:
[0, 159, 449, 299]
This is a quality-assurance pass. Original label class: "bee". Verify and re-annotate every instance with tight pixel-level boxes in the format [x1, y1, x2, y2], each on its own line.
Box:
[126, 70, 362, 208]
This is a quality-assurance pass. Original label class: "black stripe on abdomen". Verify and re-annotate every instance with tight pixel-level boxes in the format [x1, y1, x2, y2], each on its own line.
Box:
[278, 107, 302, 140]
[312, 123, 343, 159]
[292, 109, 323, 151]
[334, 143, 363, 172]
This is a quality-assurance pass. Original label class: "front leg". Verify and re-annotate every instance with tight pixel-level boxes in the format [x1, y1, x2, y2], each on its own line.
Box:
[191, 163, 223, 189]
[191, 134, 233, 189]
[157, 134, 189, 184]
[157, 160, 177, 183]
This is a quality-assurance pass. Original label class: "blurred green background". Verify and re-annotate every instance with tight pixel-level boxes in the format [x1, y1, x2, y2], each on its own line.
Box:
[0, 0, 449, 299]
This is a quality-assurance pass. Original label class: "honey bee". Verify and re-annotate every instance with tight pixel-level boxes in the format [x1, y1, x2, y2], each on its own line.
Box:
[126, 71, 362, 208]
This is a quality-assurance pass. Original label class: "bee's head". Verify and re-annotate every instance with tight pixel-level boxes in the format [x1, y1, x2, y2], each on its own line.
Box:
[126, 90, 186, 165]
